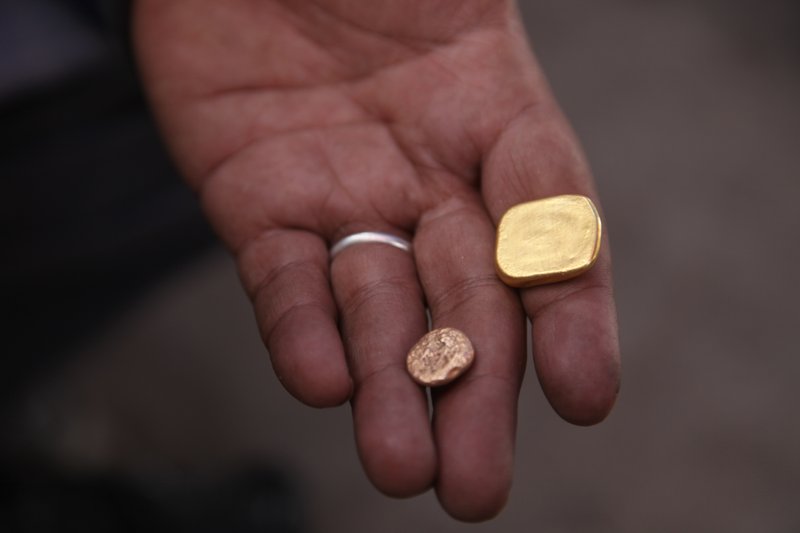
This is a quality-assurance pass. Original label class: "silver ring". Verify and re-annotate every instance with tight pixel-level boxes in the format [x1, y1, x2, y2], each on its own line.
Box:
[330, 231, 412, 259]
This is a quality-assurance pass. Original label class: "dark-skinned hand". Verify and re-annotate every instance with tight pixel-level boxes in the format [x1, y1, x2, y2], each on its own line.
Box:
[134, 0, 620, 521]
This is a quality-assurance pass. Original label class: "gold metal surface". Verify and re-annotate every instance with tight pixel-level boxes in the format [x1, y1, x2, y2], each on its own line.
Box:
[406, 327, 475, 387]
[495, 195, 601, 288]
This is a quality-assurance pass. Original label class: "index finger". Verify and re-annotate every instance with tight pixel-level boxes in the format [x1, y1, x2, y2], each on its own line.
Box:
[482, 104, 621, 425]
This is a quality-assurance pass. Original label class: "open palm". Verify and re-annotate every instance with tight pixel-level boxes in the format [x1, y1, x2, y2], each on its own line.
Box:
[135, 0, 620, 521]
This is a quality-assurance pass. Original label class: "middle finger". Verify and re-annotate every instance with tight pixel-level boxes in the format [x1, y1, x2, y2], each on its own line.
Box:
[414, 193, 526, 521]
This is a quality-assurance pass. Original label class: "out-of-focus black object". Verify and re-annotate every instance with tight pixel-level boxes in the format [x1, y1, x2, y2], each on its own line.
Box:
[0, 464, 305, 533]
[1, 2, 215, 400]
[0, 4, 305, 530]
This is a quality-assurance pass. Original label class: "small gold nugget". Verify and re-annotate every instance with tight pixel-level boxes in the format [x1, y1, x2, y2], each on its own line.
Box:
[406, 327, 475, 387]
[495, 195, 602, 288]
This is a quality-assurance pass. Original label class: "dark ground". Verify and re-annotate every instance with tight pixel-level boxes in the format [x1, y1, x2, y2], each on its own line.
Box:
[5, 0, 800, 531]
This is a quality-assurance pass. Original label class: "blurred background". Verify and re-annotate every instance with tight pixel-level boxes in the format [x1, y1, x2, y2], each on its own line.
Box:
[2, 0, 799, 531]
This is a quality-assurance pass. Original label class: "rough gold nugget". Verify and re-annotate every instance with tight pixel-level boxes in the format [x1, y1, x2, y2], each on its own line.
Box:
[406, 328, 475, 386]
[495, 195, 602, 288]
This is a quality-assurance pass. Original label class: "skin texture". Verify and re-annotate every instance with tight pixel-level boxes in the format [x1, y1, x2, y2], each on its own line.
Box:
[134, 0, 620, 522]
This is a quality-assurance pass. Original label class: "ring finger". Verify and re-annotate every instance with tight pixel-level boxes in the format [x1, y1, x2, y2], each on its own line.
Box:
[330, 230, 436, 497]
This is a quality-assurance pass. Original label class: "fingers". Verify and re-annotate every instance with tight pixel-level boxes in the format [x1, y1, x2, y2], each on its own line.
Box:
[237, 229, 352, 407]
[415, 194, 526, 521]
[330, 240, 436, 497]
[482, 104, 621, 425]
[523, 265, 619, 425]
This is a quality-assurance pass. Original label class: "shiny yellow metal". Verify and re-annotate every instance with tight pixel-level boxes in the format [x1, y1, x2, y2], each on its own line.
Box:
[495, 195, 601, 288]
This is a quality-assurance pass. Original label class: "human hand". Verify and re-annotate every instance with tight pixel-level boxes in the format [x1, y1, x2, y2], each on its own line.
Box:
[134, 0, 619, 521]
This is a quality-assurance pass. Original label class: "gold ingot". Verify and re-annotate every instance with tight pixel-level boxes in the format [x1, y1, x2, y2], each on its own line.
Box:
[495, 195, 601, 288]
